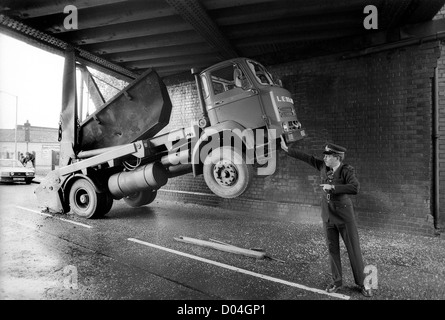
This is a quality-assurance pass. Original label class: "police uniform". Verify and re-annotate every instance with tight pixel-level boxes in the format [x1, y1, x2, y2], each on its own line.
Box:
[286, 143, 366, 291]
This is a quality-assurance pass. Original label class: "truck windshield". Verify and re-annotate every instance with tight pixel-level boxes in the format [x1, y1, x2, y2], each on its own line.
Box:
[246, 60, 279, 86]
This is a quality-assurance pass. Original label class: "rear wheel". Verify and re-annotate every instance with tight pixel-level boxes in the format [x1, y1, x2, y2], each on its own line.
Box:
[124, 189, 157, 208]
[97, 192, 113, 217]
[203, 146, 253, 198]
[69, 178, 105, 219]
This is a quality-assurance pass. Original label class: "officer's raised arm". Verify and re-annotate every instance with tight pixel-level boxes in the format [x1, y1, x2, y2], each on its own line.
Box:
[281, 140, 324, 171]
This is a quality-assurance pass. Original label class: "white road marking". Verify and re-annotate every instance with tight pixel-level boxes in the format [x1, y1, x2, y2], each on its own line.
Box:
[127, 237, 350, 300]
[15, 206, 92, 229]
[159, 189, 217, 197]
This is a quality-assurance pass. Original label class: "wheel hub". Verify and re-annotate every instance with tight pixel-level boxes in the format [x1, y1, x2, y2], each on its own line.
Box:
[79, 194, 89, 204]
[213, 160, 237, 186]
[75, 189, 90, 209]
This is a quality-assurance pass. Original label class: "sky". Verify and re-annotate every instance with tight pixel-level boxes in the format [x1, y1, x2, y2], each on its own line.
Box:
[0, 34, 65, 129]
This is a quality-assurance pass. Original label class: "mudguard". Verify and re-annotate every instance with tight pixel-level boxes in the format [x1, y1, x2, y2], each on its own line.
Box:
[191, 121, 255, 176]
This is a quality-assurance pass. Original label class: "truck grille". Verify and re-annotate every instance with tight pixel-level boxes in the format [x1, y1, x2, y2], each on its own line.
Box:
[278, 106, 296, 117]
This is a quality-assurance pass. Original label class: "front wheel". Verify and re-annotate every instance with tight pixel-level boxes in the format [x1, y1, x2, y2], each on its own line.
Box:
[124, 189, 157, 208]
[203, 146, 253, 198]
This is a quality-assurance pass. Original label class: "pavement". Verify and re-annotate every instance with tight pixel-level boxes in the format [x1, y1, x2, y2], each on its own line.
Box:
[26, 174, 445, 300]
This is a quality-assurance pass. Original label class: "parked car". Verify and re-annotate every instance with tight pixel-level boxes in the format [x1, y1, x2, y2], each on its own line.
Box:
[0, 159, 35, 184]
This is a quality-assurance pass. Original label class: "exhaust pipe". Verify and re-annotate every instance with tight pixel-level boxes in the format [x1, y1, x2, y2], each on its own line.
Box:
[108, 162, 167, 199]
[166, 164, 193, 178]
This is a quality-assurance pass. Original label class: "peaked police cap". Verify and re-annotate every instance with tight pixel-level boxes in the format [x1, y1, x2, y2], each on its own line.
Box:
[323, 143, 347, 155]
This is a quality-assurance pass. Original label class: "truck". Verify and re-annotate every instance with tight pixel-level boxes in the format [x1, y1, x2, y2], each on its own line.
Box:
[35, 51, 305, 219]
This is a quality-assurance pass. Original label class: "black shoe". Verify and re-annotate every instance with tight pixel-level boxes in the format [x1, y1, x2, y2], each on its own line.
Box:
[360, 286, 373, 297]
[326, 283, 342, 293]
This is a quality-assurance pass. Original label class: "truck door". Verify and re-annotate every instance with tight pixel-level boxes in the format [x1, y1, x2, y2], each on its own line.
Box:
[205, 63, 264, 129]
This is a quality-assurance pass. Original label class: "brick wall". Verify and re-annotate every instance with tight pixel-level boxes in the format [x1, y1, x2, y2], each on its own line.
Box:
[0, 125, 58, 143]
[438, 42, 445, 229]
[269, 42, 440, 236]
[159, 41, 443, 236]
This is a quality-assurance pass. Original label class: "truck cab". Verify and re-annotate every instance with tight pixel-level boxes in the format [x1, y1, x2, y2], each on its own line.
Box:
[199, 58, 304, 144]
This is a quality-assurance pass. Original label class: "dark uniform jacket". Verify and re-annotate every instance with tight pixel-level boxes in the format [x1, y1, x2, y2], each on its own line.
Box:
[287, 146, 360, 224]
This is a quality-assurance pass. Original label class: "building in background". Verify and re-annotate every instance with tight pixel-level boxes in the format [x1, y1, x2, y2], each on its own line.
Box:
[0, 121, 59, 174]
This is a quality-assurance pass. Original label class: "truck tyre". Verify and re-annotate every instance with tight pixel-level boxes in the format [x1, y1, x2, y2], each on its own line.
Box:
[203, 146, 253, 198]
[69, 178, 104, 219]
[124, 189, 157, 208]
[97, 192, 113, 217]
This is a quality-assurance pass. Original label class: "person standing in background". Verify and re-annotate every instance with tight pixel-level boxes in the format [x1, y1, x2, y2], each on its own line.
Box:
[23, 151, 35, 168]
[19, 152, 25, 165]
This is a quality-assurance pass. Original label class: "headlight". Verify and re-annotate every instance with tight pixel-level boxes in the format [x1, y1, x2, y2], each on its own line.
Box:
[282, 121, 302, 132]
[1, 172, 11, 177]
[292, 120, 302, 129]
[282, 122, 289, 132]
[26, 172, 34, 176]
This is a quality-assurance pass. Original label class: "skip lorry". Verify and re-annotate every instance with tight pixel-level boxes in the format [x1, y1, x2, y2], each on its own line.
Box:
[35, 52, 305, 218]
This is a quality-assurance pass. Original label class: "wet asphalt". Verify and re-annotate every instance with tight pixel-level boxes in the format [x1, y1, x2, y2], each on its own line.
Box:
[0, 180, 444, 303]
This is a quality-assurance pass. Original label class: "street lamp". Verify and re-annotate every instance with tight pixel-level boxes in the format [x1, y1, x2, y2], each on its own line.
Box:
[0, 90, 18, 160]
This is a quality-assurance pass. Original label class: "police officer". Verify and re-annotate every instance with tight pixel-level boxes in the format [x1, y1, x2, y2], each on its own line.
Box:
[281, 140, 372, 297]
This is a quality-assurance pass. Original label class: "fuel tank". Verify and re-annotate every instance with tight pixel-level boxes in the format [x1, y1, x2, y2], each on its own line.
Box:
[78, 69, 172, 151]
[108, 162, 168, 199]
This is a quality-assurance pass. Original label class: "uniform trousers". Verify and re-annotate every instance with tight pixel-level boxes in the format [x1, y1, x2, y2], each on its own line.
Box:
[323, 220, 365, 287]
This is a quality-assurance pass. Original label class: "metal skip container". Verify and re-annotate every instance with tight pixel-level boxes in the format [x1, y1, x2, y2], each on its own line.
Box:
[78, 69, 173, 151]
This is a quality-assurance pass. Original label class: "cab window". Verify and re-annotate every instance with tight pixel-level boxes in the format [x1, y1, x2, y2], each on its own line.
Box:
[200, 74, 210, 98]
[210, 64, 249, 96]
[247, 60, 274, 85]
